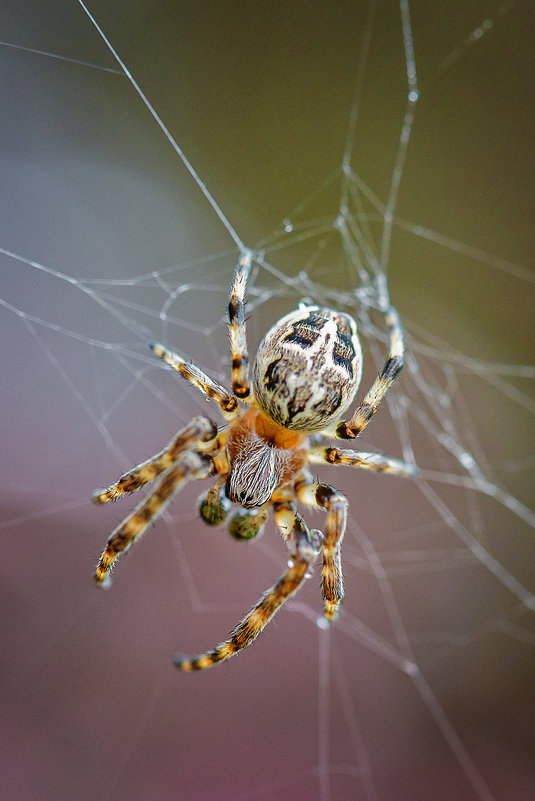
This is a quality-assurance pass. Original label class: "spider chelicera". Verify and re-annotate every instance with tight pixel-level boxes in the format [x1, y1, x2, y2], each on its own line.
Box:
[93, 253, 417, 671]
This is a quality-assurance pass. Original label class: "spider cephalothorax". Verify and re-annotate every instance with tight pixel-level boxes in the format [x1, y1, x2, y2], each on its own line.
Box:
[93, 254, 417, 671]
[225, 407, 308, 508]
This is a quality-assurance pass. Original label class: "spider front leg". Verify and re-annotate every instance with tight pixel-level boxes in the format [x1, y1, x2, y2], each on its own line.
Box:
[333, 305, 404, 440]
[93, 416, 218, 504]
[174, 504, 322, 672]
[95, 451, 212, 586]
[294, 472, 348, 622]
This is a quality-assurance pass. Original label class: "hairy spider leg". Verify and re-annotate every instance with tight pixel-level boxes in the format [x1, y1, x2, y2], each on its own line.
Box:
[93, 416, 218, 504]
[333, 305, 405, 440]
[271, 486, 311, 548]
[150, 343, 241, 421]
[228, 251, 253, 400]
[174, 511, 322, 671]
[95, 452, 211, 586]
[308, 445, 418, 478]
[294, 472, 348, 622]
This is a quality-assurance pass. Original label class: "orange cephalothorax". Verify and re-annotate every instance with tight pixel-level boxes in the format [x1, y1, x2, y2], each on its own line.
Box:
[225, 407, 308, 508]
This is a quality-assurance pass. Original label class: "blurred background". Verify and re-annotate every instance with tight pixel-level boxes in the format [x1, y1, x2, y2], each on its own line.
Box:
[1, 2, 534, 800]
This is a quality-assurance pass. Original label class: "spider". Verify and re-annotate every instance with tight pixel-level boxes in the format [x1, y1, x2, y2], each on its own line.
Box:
[93, 253, 417, 671]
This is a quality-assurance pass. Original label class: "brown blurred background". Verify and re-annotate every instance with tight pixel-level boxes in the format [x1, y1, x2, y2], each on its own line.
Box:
[1, 2, 534, 800]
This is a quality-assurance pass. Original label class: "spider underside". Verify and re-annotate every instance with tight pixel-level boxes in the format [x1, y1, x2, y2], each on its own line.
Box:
[93, 253, 417, 671]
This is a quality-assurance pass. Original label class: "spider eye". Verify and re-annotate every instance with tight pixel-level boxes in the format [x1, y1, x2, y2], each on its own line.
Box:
[226, 447, 280, 509]
[225, 475, 275, 509]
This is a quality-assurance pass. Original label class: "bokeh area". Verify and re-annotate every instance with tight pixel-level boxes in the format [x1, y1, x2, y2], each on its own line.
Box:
[1, 2, 534, 800]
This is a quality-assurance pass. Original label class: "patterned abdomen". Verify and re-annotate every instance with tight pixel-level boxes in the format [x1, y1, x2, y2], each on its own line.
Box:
[252, 306, 363, 432]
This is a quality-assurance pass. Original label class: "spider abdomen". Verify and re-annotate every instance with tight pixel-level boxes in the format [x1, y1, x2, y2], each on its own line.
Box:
[252, 306, 362, 432]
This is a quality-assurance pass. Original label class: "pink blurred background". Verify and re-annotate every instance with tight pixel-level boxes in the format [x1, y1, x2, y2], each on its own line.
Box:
[1, 2, 534, 800]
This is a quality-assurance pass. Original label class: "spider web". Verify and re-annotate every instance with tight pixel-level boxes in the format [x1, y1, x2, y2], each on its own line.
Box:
[1, 2, 534, 800]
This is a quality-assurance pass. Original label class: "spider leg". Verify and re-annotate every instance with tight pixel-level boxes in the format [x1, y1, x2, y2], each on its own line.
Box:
[271, 486, 309, 547]
[95, 451, 211, 586]
[174, 509, 322, 672]
[308, 445, 418, 478]
[294, 472, 348, 622]
[332, 305, 404, 440]
[228, 251, 253, 400]
[150, 343, 240, 421]
[93, 416, 219, 504]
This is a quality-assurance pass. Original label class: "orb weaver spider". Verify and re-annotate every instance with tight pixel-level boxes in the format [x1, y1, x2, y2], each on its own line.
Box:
[93, 253, 417, 671]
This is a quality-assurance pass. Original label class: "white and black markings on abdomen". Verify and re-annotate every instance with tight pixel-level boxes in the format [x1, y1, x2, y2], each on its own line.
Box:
[252, 306, 363, 432]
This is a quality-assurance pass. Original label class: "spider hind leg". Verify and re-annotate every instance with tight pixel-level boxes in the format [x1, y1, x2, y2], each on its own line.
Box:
[150, 343, 240, 420]
[333, 305, 405, 440]
[228, 251, 253, 399]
